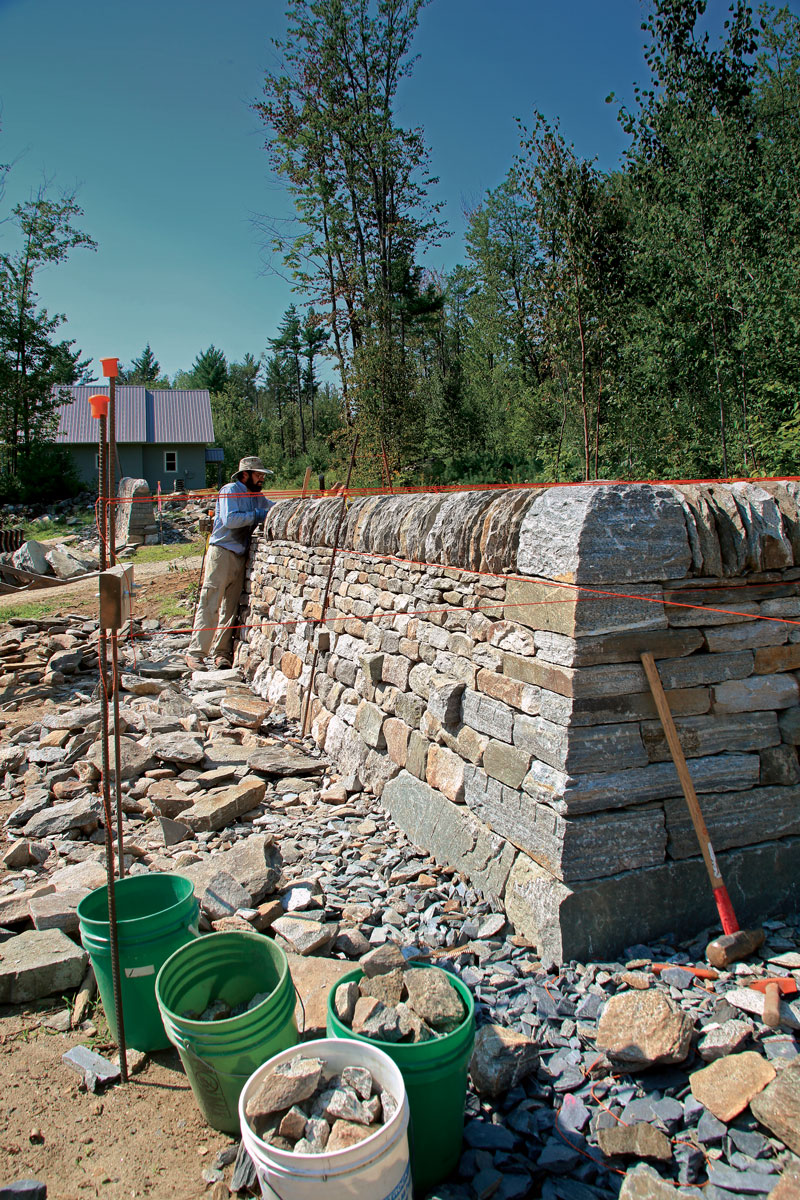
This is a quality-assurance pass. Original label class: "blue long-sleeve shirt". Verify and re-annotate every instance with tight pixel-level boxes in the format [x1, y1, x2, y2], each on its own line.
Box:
[209, 481, 272, 555]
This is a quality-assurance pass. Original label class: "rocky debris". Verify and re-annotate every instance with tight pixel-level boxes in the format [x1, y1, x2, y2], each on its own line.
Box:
[0, 929, 87, 1003]
[469, 1024, 539, 1097]
[243, 1053, 397, 1153]
[334, 954, 466, 1045]
[750, 1059, 800, 1154]
[2, 617, 800, 1198]
[596, 991, 694, 1067]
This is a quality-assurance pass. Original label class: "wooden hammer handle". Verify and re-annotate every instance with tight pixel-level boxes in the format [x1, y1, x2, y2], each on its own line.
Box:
[763, 981, 782, 1028]
[640, 652, 725, 892]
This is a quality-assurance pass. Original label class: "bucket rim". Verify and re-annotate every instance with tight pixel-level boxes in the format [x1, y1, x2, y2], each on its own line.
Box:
[326, 961, 475, 1049]
[238, 1036, 409, 1169]
[156, 930, 291, 1034]
[77, 872, 196, 932]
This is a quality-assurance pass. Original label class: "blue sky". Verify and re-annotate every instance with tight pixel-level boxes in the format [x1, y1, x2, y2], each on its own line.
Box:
[1, 0, 789, 381]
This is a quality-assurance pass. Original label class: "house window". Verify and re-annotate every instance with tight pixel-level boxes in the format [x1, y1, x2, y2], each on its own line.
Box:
[95, 453, 100, 469]
[164, 450, 178, 473]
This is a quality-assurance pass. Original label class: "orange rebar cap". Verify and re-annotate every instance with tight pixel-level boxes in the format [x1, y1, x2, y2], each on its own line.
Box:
[88, 393, 109, 419]
[100, 357, 119, 378]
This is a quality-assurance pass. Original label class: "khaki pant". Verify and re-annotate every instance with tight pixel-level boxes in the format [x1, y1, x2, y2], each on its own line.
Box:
[188, 543, 246, 662]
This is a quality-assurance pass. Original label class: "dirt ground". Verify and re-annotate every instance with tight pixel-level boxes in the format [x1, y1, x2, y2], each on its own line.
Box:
[0, 547, 239, 1199]
[0, 554, 204, 623]
[0, 1000, 238, 1200]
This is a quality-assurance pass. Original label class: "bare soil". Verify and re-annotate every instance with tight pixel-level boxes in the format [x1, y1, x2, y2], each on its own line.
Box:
[0, 1003, 234, 1200]
[0, 555, 203, 622]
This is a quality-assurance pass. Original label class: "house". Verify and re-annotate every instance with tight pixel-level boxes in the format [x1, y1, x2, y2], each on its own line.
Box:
[54, 386, 216, 492]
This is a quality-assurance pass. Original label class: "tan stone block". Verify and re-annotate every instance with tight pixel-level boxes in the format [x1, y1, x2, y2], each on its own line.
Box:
[477, 669, 525, 708]
[426, 743, 465, 803]
[383, 717, 410, 767]
[281, 651, 304, 680]
[754, 643, 800, 674]
[690, 1052, 775, 1122]
[506, 577, 667, 638]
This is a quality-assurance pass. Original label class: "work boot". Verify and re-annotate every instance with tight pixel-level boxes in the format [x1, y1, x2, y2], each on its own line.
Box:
[185, 653, 205, 672]
[214, 656, 232, 670]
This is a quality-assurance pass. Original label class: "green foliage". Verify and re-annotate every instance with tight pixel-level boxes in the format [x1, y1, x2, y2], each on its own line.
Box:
[0, 186, 95, 491]
[0, 439, 83, 504]
[119, 344, 170, 387]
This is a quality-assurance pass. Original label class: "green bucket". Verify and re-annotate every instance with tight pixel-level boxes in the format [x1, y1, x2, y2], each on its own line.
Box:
[327, 962, 476, 1195]
[155, 930, 298, 1134]
[77, 873, 199, 1053]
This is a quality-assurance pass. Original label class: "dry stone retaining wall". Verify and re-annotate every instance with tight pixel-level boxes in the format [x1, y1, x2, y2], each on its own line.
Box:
[236, 482, 800, 963]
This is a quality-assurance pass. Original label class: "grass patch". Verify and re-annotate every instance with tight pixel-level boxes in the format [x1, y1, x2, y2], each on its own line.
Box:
[130, 539, 204, 564]
[21, 513, 95, 541]
[158, 597, 192, 619]
[1, 599, 61, 622]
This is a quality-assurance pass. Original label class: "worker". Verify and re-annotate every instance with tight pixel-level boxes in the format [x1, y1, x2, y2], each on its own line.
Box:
[185, 456, 272, 671]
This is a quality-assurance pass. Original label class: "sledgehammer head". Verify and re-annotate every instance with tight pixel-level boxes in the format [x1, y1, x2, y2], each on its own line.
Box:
[706, 926, 765, 969]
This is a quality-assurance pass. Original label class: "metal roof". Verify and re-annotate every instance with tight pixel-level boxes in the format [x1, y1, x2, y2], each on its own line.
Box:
[54, 386, 214, 445]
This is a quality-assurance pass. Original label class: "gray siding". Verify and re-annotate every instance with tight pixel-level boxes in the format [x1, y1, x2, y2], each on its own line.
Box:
[142, 444, 207, 492]
[68, 445, 144, 489]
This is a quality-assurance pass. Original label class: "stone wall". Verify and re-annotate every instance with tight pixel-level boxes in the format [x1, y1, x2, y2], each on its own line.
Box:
[236, 482, 800, 963]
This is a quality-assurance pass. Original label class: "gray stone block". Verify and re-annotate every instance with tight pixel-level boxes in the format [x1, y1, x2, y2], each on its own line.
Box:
[465, 766, 666, 882]
[462, 689, 515, 743]
[381, 771, 516, 902]
[713, 673, 800, 713]
[0, 929, 87, 1003]
[522, 752, 761, 815]
[539, 686, 711, 727]
[513, 714, 648, 773]
[427, 679, 465, 727]
[354, 700, 386, 749]
[640, 711, 780, 762]
[516, 484, 691, 584]
[533, 626, 704, 667]
[505, 837, 800, 965]
[664, 784, 800, 858]
[483, 740, 532, 789]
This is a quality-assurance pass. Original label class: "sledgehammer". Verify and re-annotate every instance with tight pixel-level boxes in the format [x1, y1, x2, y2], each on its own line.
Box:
[640, 653, 764, 969]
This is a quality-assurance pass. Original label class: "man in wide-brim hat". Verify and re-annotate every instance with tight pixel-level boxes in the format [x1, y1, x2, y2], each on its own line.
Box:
[186, 456, 272, 671]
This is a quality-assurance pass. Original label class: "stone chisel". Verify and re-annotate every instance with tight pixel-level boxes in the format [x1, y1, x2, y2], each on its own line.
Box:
[639, 652, 764, 967]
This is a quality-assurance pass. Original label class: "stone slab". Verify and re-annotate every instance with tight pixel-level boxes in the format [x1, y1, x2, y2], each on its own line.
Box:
[522, 753, 760, 816]
[505, 577, 667, 639]
[538, 686, 711, 727]
[640, 711, 780, 762]
[533, 627, 704, 668]
[504, 837, 800, 965]
[464, 766, 666, 882]
[381, 771, 517, 903]
[0, 929, 87, 1003]
[513, 714, 648, 773]
[181, 777, 266, 832]
[664, 785, 800, 859]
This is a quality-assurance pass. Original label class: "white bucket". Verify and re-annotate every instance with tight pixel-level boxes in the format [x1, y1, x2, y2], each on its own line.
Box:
[239, 1037, 412, 1200]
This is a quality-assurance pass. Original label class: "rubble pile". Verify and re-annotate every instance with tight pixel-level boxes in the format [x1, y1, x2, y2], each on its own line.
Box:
[243, 1054, 398, 1153]
[0, 618, 798, 1198]
[333, 946, 467, 1043]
